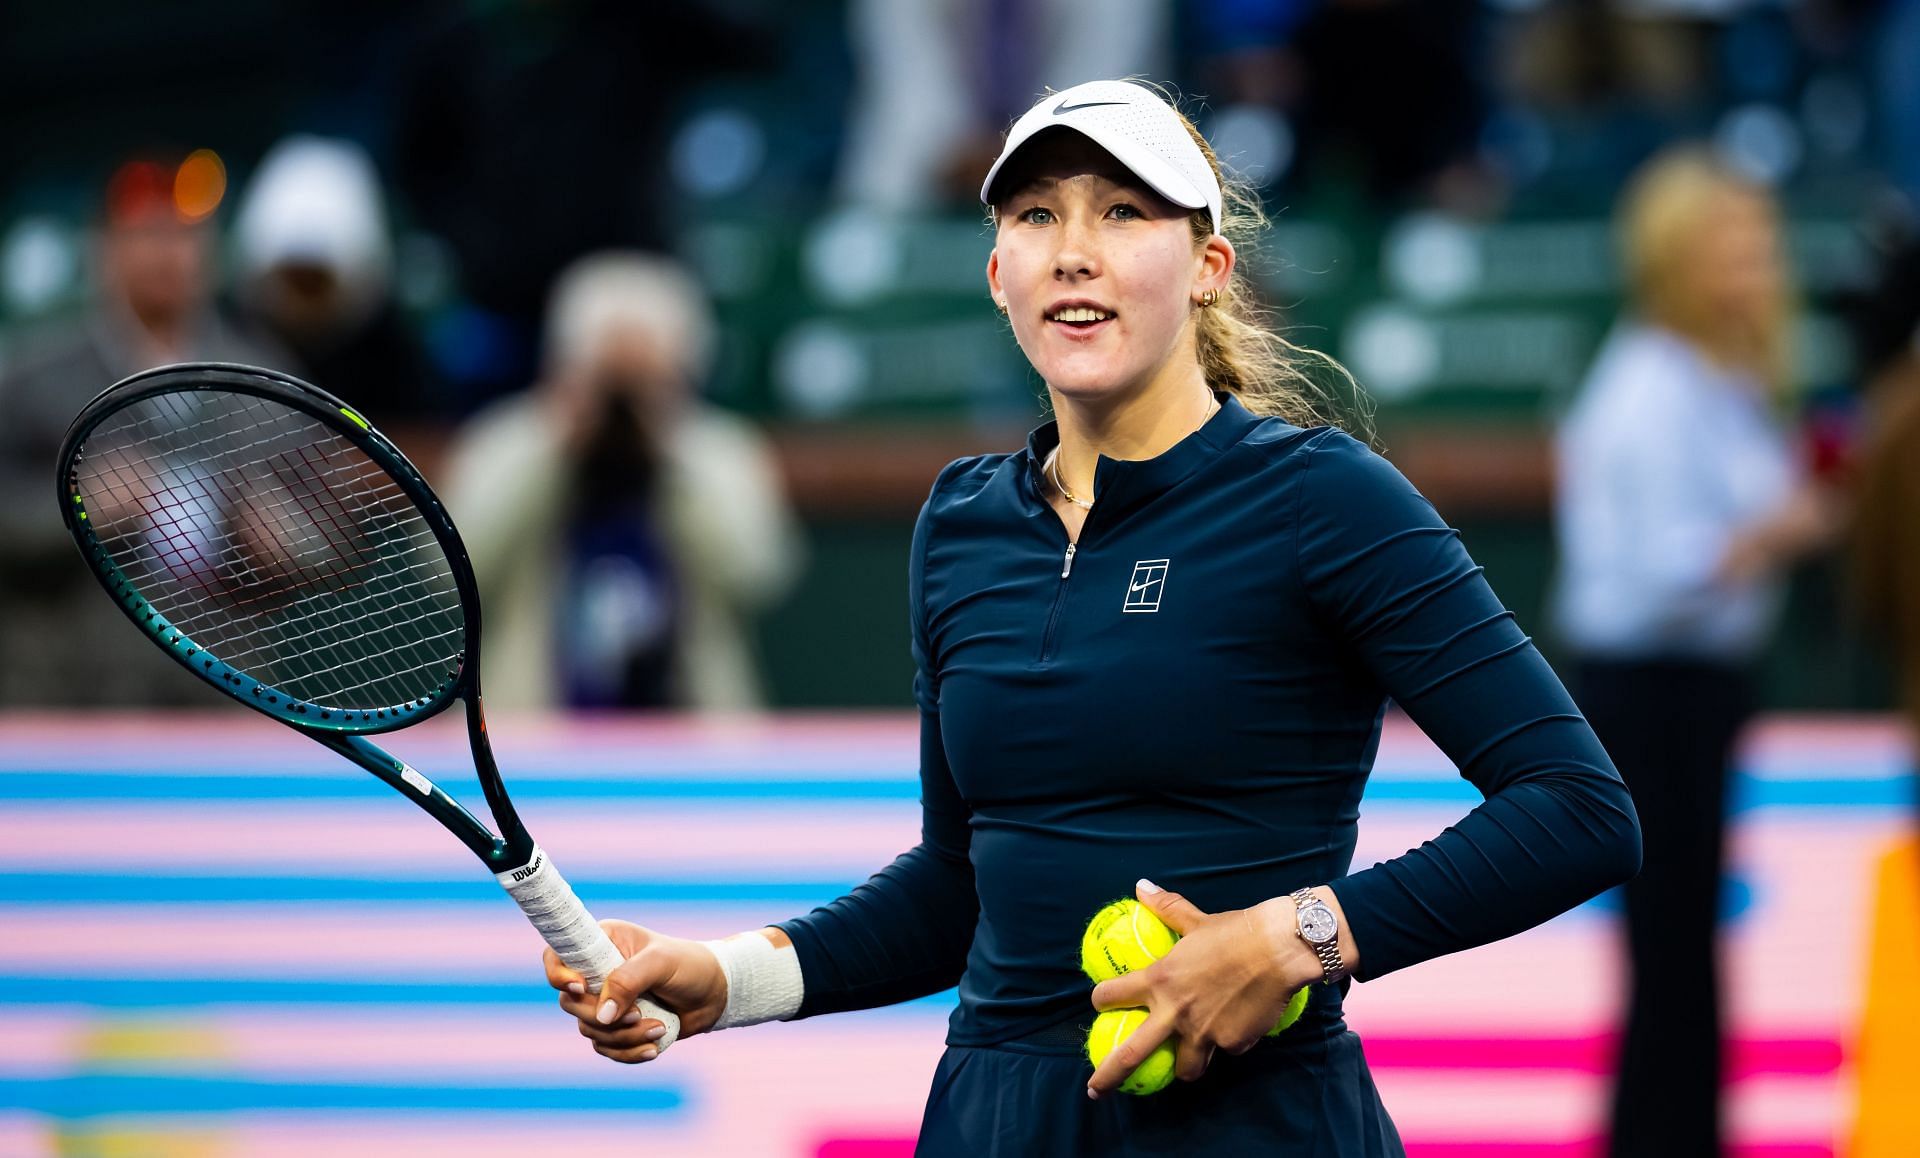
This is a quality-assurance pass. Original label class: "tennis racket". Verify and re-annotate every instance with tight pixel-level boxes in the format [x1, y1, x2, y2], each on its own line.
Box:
[55, 361, 679, 1049]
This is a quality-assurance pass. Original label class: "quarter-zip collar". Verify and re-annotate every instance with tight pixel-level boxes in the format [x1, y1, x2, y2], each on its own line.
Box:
[1021, 390, 1262, 520]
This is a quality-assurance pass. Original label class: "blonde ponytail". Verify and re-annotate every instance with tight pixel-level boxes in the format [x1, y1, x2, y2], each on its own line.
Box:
[1176, 110, 1374, 442]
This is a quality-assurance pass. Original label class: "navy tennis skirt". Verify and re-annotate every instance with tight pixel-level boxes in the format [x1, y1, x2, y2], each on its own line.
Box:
[915, 1019, 1405, 1156]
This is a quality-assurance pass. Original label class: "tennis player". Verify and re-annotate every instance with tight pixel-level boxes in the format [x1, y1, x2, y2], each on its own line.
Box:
[547, 79, 1642, 1154]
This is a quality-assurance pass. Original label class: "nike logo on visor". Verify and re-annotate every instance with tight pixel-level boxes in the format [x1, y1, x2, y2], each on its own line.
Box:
[1054, 98, 1129, 114]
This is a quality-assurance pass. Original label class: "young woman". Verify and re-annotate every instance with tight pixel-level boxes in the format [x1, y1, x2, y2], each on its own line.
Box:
[547, 80, 1642, 1154]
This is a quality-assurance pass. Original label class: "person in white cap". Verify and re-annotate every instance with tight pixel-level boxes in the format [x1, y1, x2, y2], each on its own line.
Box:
[542, 80, 1639, 1156]
[230, 135, 442, 447]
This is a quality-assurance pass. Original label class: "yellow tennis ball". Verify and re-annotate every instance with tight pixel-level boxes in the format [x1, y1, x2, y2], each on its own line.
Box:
[1081, 899, 1176, 983]
[1266, 985, 1311, 1036]
[1086, 1008, 1176, 1096]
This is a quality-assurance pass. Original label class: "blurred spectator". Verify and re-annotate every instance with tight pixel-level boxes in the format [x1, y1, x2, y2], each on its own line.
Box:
[1551, 147, 1839, 1158]
[230, 135, 445, 451]
[836, 0, 1171, 212]
[0, 153, 284, 706]
[443, 253, 802, 712]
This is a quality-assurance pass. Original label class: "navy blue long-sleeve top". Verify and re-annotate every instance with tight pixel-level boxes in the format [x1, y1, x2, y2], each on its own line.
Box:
[777, 394, 1641, 1047]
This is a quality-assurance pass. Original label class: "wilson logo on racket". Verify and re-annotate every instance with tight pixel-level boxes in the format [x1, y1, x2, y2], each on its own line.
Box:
[510, 854, 545, 883]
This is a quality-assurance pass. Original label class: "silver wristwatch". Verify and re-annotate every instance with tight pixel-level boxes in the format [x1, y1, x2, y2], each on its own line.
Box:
[1290, 888, 1344, 984]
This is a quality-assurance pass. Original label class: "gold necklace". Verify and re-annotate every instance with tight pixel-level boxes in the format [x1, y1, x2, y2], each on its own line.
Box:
[1046, 445, 1093, 510]
[1047, 393, 1218, 511]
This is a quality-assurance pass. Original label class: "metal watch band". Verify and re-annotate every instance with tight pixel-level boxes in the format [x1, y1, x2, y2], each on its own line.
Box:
[1290, 887, 1345, 984]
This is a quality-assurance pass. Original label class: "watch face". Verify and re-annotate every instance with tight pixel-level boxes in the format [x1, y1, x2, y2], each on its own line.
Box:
[1300, 904, 1336, 943]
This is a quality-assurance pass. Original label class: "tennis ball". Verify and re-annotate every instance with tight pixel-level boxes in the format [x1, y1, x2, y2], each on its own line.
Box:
[1081, 898, 1176, 983]
[1086, 1008, 1176, 1096]
[1266, 985, 1311, 1036]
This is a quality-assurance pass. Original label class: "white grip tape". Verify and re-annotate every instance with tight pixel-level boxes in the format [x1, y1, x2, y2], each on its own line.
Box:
[497, 846, 681, 1050]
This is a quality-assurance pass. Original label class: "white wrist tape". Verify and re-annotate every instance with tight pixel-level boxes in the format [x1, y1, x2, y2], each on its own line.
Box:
[701, 933, 804, 1031]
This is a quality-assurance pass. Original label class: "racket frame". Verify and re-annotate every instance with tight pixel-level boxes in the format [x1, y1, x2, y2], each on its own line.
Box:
[57, 362, 681, 1043]
[57, 362, 529, 868]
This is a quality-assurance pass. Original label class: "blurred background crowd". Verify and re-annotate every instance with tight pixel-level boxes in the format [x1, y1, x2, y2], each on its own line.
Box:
[3, 0, 1919, 722]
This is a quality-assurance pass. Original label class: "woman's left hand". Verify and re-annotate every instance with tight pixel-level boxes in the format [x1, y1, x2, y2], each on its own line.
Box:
[1085, 879, 1322, 1099]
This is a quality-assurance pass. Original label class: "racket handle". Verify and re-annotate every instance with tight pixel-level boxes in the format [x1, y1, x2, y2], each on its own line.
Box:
[497, 846, 682, 1051]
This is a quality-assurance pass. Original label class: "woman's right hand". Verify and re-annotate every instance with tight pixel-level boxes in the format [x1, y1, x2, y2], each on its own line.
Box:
[544, 919, 729, 1063]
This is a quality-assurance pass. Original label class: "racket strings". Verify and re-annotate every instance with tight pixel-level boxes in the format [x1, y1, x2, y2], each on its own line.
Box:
[90, 403, 447, 701]
[140, 404, 458, 705]
[88, 396, 458, 706]
[90, 438, 426, 608]
[107, 446, 451, 668]
[92, 410, 419, 656]
[72, 389, 465, 711]
[100, 505, 456, 701]
[96, 444, 396, 595]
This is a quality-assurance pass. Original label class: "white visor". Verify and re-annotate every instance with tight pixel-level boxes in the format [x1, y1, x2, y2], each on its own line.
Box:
[980, 80, 1222, 236]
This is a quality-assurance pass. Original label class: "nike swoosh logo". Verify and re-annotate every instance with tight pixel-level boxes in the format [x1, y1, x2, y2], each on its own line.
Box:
[1130, 579, 1158, 593]
[1054, 98, 1129, 115]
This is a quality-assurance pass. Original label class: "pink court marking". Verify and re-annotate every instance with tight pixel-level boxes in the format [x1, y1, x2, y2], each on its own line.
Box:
[1, 712, 1902, 778]
[0, 711, 923, 775]
[0, 803, 916, 872]
[1403, 1146, 1832, 1158]
[1360, 1034, 1840, 1078]
[0, 905, 812, 975]
[816, 1142, 916, 1158]
[0, 1008, 1836, 1083]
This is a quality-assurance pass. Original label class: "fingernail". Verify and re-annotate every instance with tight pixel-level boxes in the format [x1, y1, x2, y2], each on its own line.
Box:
[566, 982, 584, 996]
[639, 1046, 659, 1061]
[596, 1000, 617, 1025]
[619, 1011, 643, 1026]
[1086, 1087, 1101, 1100]
[644, 1025, 667, 1042]
[1137, 878, 1162, 895]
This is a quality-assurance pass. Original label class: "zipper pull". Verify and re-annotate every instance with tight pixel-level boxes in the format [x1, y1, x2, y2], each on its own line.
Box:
[1061, 542, 1077, 579]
